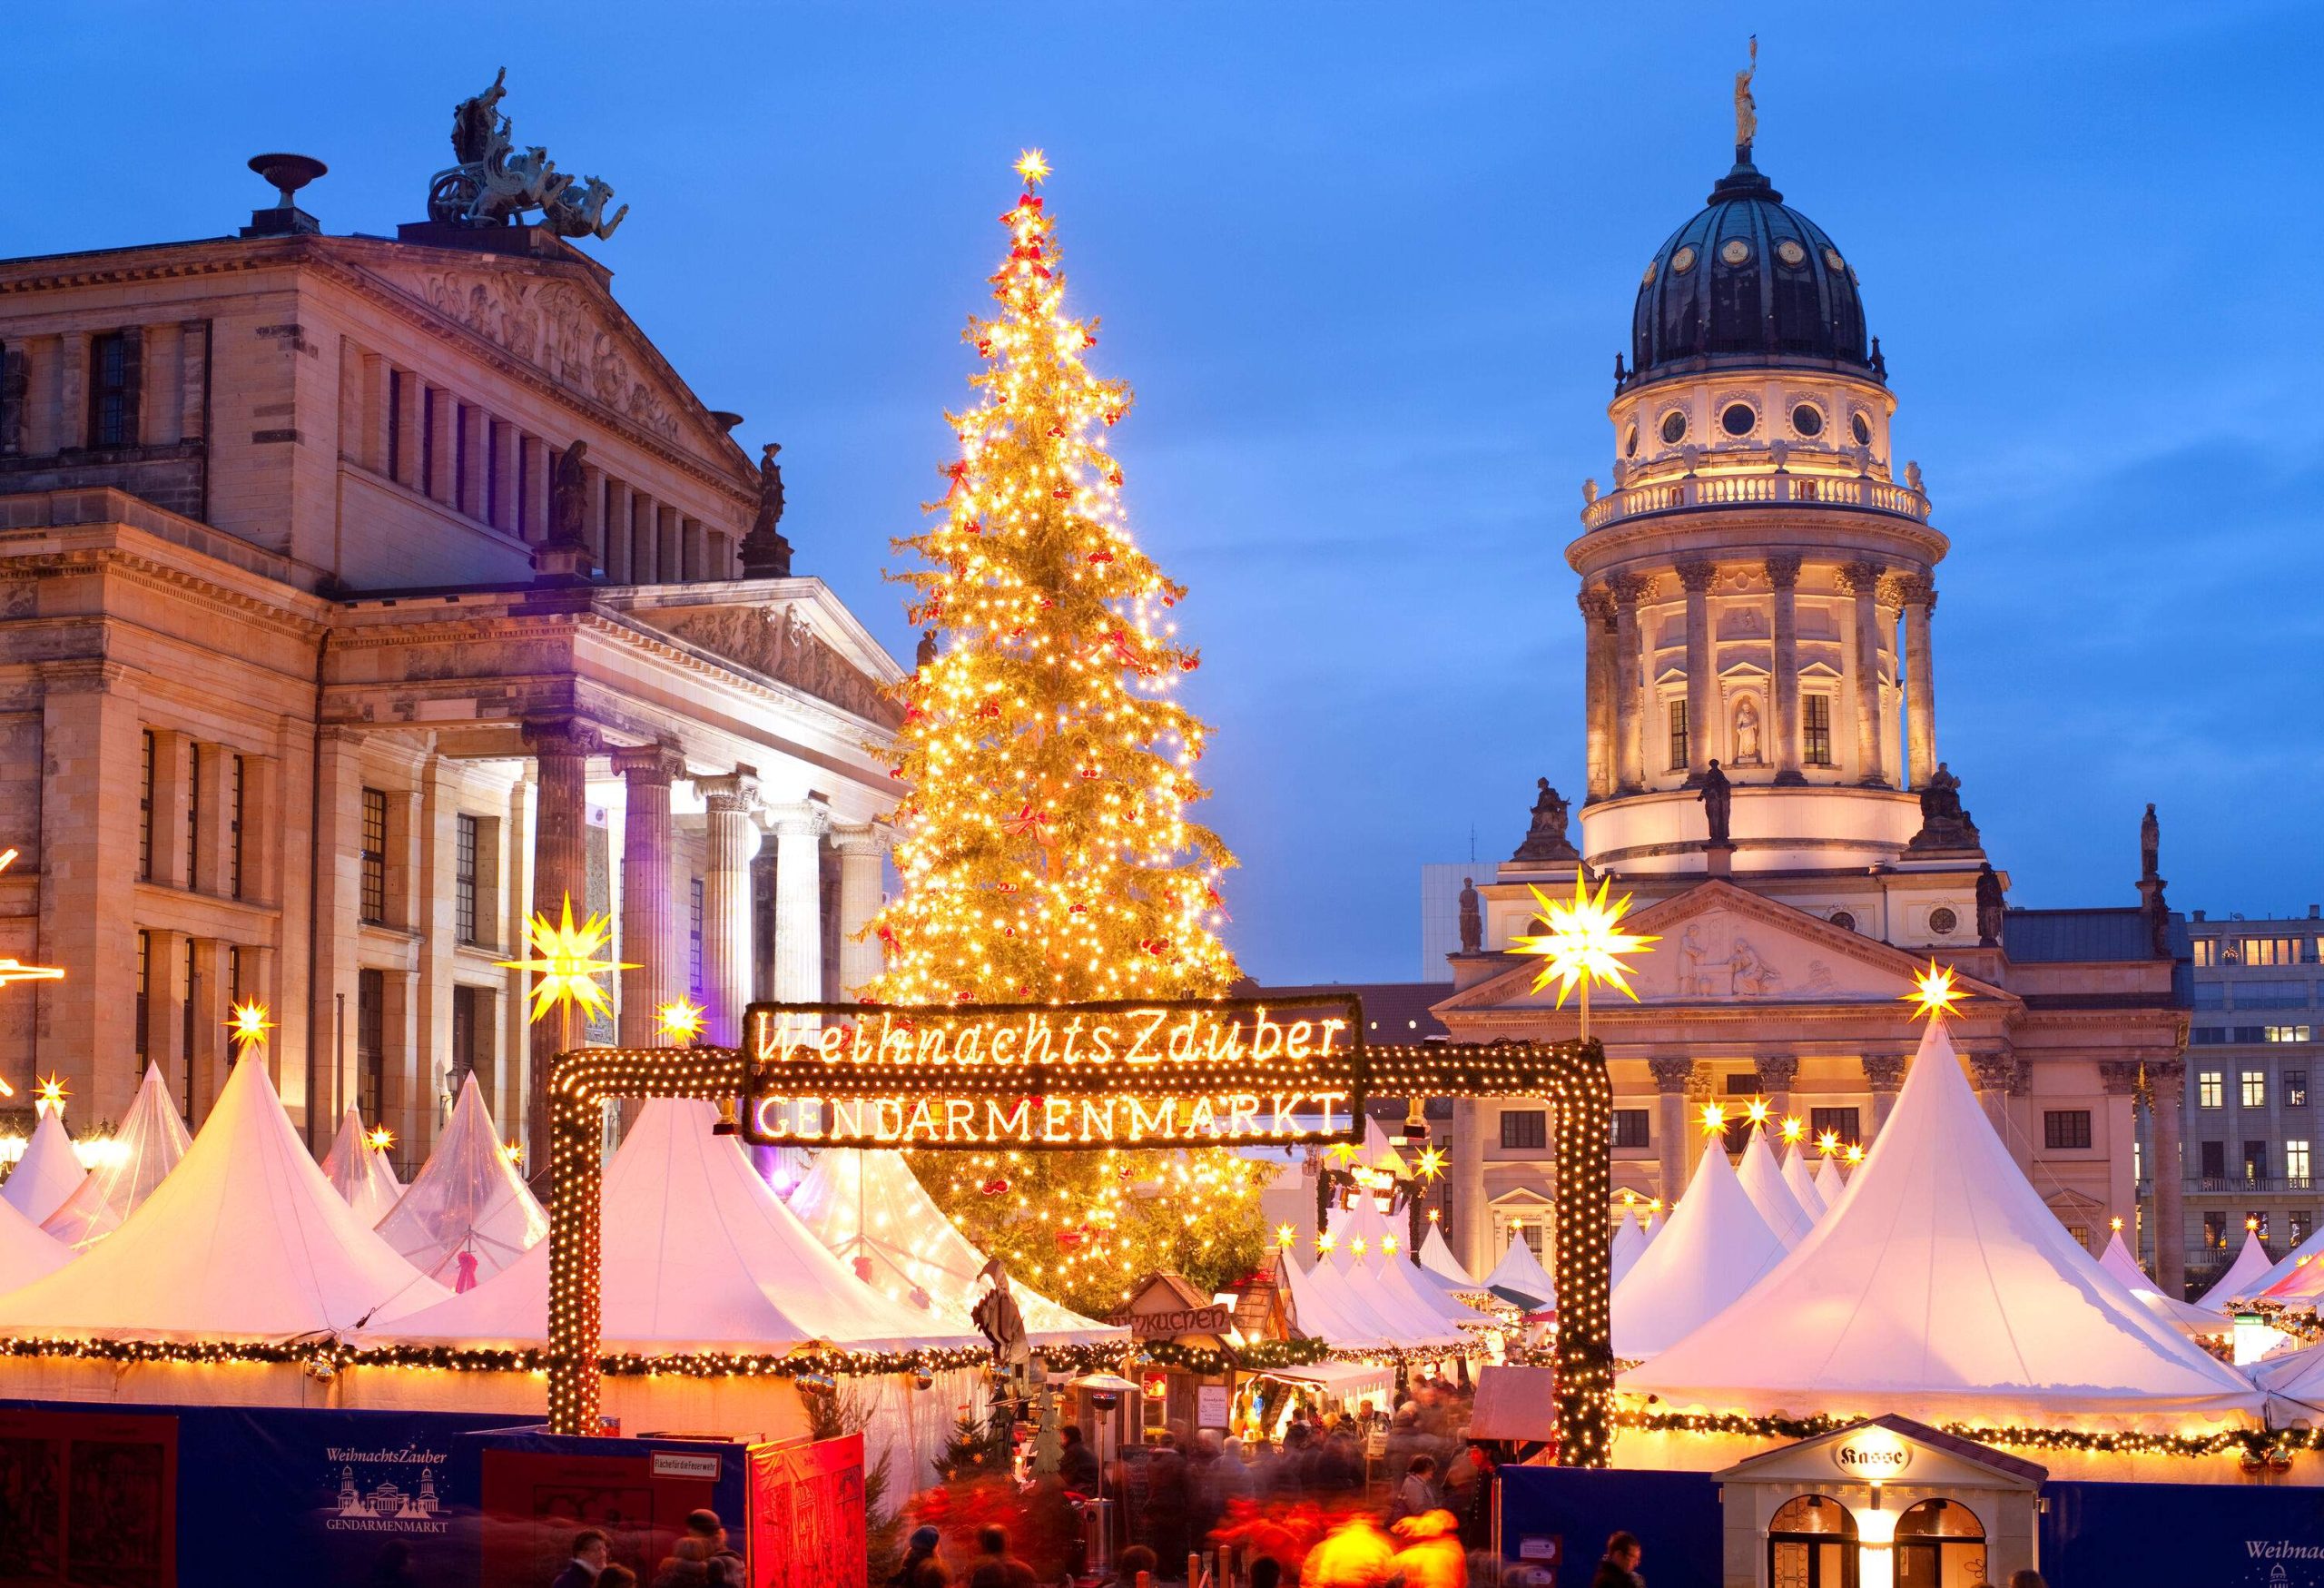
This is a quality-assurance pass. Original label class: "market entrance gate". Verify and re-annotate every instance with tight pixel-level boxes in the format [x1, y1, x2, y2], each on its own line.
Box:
[543, 994, 1614, 1463]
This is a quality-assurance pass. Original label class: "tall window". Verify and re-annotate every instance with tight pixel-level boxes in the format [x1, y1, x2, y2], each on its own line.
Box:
[2290, 1139, 2312, 1190]
[357, 968, 386, 1124]
[689, 877, 705, 995]
[1801, 694, 1833, 765]
[2291, 1070, 2309, 1108]
[2198, 1070, 2223, 1110]
[359, 787, 388, 923]
[181, 939, 196, 1124]
[2267, 1026, 2314, 1044]
[455, 814, 480, 945]
[1809, 1106, 1860, 1146]
[454, 403, 471, 514]
[2200, 1139, 2226, 1179]
[184, 744, 200, 892]
[2043, 1110, 2093, 1149]
[485, 419, 502, 527]
[1611, 1110, 1649, 1149]
[2192, 937, 2219, 968]
[1500, 1110, 1547, 1150]
[1667, 700, 1689, 772]
[227, 755, 246, 900]
[2245, 1141, 2270, 1182]
[2203, 1211, 2227, 1251]
[451, 983, 486, 1093]
[139, 730, 155, 881]
[134, 930, 150, 1070]
[2240, 936, 2305, 968]
[89, 330, 135, 447]
[2242, 1070, 2268, 1109]
[387, 370, 405, 480]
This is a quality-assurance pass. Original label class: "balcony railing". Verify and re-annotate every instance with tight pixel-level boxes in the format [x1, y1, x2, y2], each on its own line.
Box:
[2186, 1175, 2313, 1194]
[1581, 470, 1931, 531]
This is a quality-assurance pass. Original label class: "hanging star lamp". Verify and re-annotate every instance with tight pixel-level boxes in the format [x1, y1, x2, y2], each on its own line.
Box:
[227, 1000, 274, 1057]
[1510, 873, 1659, 1039]
[1902, 960, 1966, 1022]
[498, 894, 634, 1058]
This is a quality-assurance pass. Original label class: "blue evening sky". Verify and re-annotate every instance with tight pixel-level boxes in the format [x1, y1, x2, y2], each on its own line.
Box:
[9, 4, 2319, 981]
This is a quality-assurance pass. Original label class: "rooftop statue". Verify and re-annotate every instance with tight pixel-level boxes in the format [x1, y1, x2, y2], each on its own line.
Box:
[1511, 778, 1580, 864]
[1734, 35, 1758, 154]
[428, 68, 629, 241]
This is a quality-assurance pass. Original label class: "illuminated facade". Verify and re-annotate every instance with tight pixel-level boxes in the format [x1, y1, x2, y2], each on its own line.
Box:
[1437, 127, 2193, 1288]
[0, 149, 901, 1162]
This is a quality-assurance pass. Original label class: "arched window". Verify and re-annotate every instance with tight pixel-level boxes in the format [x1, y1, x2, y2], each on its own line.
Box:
[1896, 1497, 1985, 1587]
[1768, 1494, 1857, 1588]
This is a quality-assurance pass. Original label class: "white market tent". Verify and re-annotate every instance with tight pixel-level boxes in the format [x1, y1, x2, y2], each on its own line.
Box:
[0, 1196, 72, 1295]
[1735, 1126, 1817, 1247]
[2097, 1230, 2229, 1335]
[2, 1106, 87, 1226]
[1779, 1142, 1827, 1218]
[373, 1073, 547, 1288]
[2249, 1227, 2324, 1299]
[0, 1054, 444, 1340]
[786, 1148, 1118, 1346]
[379, 1099, 981, 1355]
[42, 1062, 190, 1248]
[1609, 1210, 1649, 1289]
[1624, 1020, 2264, 1431]
[1812, 1153, 1846, 1207]
[1325, 1199, 1485, 1334]
[1417, 1221, 1476, 1287]
[2198, 1229, 2279, 1310]
[1482, 1231, 1557, 1312]
[1275, 1249, 1393, 1353]
[1610, 1131, 1788, 1359]
[320, 1109, 402, 1230]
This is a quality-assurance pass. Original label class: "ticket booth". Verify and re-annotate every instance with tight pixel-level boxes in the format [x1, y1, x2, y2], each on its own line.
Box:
[1716, 1416, 2044, 1588]
[1109, 1274, 1238, 1440]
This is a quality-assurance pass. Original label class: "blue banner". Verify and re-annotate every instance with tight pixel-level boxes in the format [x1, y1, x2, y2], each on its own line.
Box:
[2043, 1479, 2324, 1588]
[1496, 1465, 1722, 1588]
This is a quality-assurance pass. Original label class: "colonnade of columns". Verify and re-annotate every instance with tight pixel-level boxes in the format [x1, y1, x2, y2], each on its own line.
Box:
[1579, 557, 1940, 801]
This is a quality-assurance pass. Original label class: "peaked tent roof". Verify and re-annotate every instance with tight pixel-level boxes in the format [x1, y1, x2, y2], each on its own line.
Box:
[320, 1110, 402, 1230]
[378, 1100, 980, 1354]
[2097, 1231, 2228, 1335]
[0, 1055, 444, 1340]
[1483, 1232, 1558, 1312]
[1609, 1211, 1649, 1289]
[373, 1074, 547, 1287]
[1, 1107, 87, 1226]
[1417, 1223, 1476, 1288]
[1275, 1249, 1393, 1352]
[1735, 1127, 1817, 1248]
[2252, 1229, 2324, 1300]
[1325, 1199, 1484, 1335]
[1610, 1129, 1789, 1359]
[786, 1148, 1119, 1346]
[1624, 1021, 2263, 1431]
[2197, 1229, 2278, 1310]
[1780, 1143, 1827, 1219]
[1813, 1153, 1846, 1207]
[42, 1063, 190, 1248]
[0, 1195, 73, 1295]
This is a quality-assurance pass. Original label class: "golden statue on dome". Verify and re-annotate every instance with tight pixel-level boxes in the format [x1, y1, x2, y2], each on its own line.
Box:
[1735, 35, 1758, 155]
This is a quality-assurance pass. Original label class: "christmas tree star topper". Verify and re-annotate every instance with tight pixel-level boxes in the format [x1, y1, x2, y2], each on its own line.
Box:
[1014, 148, 1050, 186]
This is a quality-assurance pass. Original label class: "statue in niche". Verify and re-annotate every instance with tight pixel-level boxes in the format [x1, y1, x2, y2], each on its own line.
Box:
[1698, 760, 1733, 846]
[1728, 935, 1782, 998]
[1511, 778, 1579, 863]
[1976, 862, 2006, 947]
[1458, 878, 1482, 954]
[1732, 697, 1763, 765]
[548, 439, 588, 546]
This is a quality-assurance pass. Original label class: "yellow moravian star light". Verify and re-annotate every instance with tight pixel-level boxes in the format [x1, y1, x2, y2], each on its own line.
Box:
[1781, 1116, 1805, 1143]
[227, 1001, 273, 1052]
[34, 1073, 66, 1114]
[657, 997, 707, 1043]
[1846, 1143, 1866, 1165]
[1903, 960, 1966, 1021]
[1699, 1101, 1727, 1136]
[1414, 1144, 1448, 1180]
[1275, 1223, 1296, 1248]
[1817, 1129, 1840, 1156]
[500, 896, 634, 1025]
[1745, 1099, 1770, 1127]
[1015, 148, 1051, 186]
[1511, 873, 1659, 1010]
[367, 1126, 395, 1153]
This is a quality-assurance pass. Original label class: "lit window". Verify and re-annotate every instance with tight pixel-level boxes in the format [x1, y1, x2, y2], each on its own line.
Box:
[2290, 1140, 2312, 1190]
[2243, 1070, 2267, 1109]
[2192, 938, 2218, 968]
[2266, 1026, 2314, 1044]
[2199, 1070, 2223, 1110]
[2291, 1070, 2309, 1108]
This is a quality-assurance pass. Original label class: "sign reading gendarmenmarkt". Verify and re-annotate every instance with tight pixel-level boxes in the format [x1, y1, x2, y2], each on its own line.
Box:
[743, 994, 1365, 1150]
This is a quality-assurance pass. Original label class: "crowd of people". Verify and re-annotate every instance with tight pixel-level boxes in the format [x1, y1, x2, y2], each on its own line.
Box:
[548, 1509, 744, 1588]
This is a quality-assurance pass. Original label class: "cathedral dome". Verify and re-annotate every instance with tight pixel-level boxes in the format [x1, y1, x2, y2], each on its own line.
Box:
[1629, 159, 1872, 387]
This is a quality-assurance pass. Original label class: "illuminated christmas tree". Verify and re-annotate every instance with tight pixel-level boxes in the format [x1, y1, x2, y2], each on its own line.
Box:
[868, 152, 1263, 1311]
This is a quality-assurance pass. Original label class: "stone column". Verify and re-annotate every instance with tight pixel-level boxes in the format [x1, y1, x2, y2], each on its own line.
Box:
[1754, 1054, 1799, 1122]
[2148, 1059, 2189, 1294]
[1452, 1097, 1488, 1276]
[765, 803, 832, 1006]
[1899, 573, 1938, 789]
[1767, 553, 1804, 784]
[1610, 574, 1649, 793]
[458, 405, 487, 518]
[1837, 560, 1887, 786]
[1861, 1053, 1906, 1139]
[697, 771, 761, 1046]
[521, 716, 599, 1157]
[1678, 560, 1717, 781]
[2099, 1060, 2142, 1241]
[1579, 587, 1616, 801]
[830, 824, 888, 1001]
[1649, 1057, 1696, 1204]
[614, 745, 684, 1048]
[1683, 1064, 1716, 1179]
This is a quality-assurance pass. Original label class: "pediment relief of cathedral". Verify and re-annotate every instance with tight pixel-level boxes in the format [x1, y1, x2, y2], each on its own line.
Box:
[631, 599, 901, 728]
[1443, 880, 2012, 1013]
[359, 256, 725, 456]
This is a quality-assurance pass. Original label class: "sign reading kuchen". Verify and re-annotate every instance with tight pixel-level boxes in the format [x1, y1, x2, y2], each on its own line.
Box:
[743, 994, 1365, 1150]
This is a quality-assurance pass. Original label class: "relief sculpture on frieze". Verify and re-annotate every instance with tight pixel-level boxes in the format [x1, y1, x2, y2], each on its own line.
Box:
[647, 604, 901, 727]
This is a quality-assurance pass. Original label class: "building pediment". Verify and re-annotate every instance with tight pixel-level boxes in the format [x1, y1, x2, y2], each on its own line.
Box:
[1437, 879, 2015, 1015]
[620, 584, 904, 729]
[333, 241, 743, 467]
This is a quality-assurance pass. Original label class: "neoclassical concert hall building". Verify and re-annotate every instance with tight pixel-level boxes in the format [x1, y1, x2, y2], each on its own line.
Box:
[0, 144, 901, 1164]
[1438, 129, 2196, 1287]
